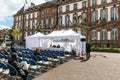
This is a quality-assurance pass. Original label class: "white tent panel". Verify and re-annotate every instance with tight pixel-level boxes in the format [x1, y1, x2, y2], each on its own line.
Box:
[25, 32, 45, 49]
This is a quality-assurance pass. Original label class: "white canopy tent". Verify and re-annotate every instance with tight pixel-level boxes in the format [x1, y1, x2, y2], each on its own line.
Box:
[44, 29, 86, 55]
[26, 32, 45, 50]
[25, 30, 86, 56]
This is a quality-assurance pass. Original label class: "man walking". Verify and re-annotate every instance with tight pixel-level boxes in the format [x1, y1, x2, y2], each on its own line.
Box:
[86, 43, 91, 60]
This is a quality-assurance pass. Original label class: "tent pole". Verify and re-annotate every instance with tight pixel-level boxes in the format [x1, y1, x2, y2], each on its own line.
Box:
[76, 38, 79, 56]
[39, 37, 40, 48]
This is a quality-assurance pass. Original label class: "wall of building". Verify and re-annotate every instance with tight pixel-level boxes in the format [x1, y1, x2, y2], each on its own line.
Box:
[13, 0, 120, 47]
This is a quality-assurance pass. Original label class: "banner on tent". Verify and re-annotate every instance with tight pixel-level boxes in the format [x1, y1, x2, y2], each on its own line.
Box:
[53, 39, 75, 42]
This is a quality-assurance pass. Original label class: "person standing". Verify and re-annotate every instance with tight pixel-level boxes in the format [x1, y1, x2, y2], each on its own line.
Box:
[86, 43, 91, 59]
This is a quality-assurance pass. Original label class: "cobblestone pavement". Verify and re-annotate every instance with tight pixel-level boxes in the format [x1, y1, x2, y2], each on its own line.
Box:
[33, 52, 120, 80]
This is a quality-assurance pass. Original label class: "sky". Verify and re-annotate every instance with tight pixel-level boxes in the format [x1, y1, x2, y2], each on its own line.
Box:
[0, 0, 51, 28]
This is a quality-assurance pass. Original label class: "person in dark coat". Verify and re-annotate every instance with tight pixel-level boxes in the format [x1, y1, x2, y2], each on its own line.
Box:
[8, 53, 29, 80]
[10, 45, 17, 53]
[86, 43, 91, 59]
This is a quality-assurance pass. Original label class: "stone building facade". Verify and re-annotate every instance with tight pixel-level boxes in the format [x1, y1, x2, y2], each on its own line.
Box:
[56, 0, 120, 47]
[13, 0, 120, 47]
[13, 2, 40, 42]
[90, 0, 120, 47]
[38, 2, 58, 34]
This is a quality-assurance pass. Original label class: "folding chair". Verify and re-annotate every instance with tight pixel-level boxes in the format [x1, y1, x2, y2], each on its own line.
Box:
[0, 62, 9, 79]
[42, 56, 52, 70]
[7, 64, 22, 80]
[29, 59, 41, 75]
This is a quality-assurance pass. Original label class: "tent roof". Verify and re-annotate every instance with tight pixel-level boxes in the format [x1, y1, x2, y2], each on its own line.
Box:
[62, 29, 85, 38]
[62, 29, 79, 36]
[45, 29, 85, 39]
[46, 30, 65, 37]
[26, 30, 85, 39]
[26, 32, 45, 39]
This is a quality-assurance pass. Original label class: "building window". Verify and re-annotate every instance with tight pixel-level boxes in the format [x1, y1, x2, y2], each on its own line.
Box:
[16, 17, 18, 21]
[32, 20, 35, 26]
[102, 0, 106, 3]
[35, 20, 37, 25]
[101, 8, 107, 21]
[25, 32, 28, 38]
[41, 11, 44, 15]
[92, 10, 97, 23]
[111, 6, 118, 21]
[37, 12, 39, 17]
[26, 14, 28, 19]
[73, 13, 78, 25]
[66, 5, 69, 11]
[101, 30, 107, 40]
[30, 32, 32, 35]
[74, 3, 77, 10]
[59, 7, 62, 12]
[82, 1, 87, 8]
[15, 23, 17, 28]
[34, 20, 37, 29]
[58, 16, 62, 26]
[91, 30, 97, 40]
[51, 8, 54, 13]
[46, 9, 49, 14]
[26, 21, 28, 27]
[31, 13, 33, 19]
[35, 12, 37, 18]
[92, 0, 96, 6]
[65, 15, 70, 26]
[40, 20, 44, 28]
[46, 18, 48, 28]
[112, 29, 118, 40]
[19, 22, 21, 29]
[81, 12, 87, 24]
[30, 21, 32, 29]
[29, 14, 30, 19]
[51, 18, 54, 27]
[19, 16, 21, 21]
[28, 21, 30, 27]
[33, 13, 35, 18]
